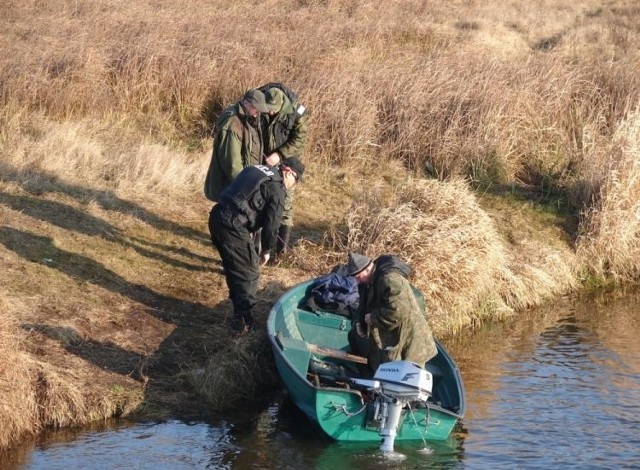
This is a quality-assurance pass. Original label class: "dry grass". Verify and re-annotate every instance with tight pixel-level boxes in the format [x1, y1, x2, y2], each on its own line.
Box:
[322, 178, 578, 334]
[0, 227, 149, 448]
[1, 0, 639, 450]
[576, 111, 640, 282]
[0, 302, 38, 449]
[187, 330, 279, 411]
[329, 179, 509, 332]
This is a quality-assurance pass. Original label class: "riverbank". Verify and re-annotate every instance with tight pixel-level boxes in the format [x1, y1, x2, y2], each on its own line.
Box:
[4, 288, 639, 468]
[1, 0, 639, 451]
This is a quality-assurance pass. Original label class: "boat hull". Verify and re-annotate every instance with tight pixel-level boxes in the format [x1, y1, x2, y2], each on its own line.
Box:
[268, 280, 465, 443]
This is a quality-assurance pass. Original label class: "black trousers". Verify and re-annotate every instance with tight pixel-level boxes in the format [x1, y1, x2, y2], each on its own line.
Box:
[348, 326, 376, 378]
[209, 205, 259, 317]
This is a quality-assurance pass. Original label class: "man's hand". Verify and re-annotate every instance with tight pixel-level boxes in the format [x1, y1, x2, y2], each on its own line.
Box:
[260, 252, 270, 266]
[264, 152, 281, 167]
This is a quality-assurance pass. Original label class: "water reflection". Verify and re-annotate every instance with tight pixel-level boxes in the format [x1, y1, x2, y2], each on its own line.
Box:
[220, 395, 465, 469]
[311, 437, 464, 469]
[449, 289, 640, 469]
[4, 289, 640, 469]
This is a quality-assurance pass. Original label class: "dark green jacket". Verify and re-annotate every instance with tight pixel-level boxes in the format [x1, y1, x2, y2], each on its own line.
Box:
[362, 256, 437, 371]
[204, 102, 263, 202]
[260, 85, 308, 158]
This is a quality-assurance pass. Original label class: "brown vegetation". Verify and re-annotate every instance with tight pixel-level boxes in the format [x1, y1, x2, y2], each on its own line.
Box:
[576, 112, 640, 282]
[1, 0, 639, 451]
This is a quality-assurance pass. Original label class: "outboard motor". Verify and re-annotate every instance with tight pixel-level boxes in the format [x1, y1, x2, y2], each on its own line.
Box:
[353, 361, 432, 452]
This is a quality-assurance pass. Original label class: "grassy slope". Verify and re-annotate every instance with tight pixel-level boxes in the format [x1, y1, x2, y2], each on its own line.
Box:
[1, 0, 639, 450]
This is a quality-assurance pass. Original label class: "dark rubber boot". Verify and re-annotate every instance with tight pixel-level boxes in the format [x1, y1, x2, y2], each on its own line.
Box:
[229, 312, 245, 333]
[276, 225, 292, 256]
[230, 311, 253, 334]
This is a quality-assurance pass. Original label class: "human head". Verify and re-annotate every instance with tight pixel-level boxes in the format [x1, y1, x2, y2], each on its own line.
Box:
[265, 88, 285, 115]
[242, 89, 269, 117]
[281, 157, 305, 189]
[347, 252, 374, 284]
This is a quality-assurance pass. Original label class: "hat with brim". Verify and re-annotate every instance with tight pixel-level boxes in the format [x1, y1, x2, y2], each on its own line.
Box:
[282, 156, 305, 181]
[243, 89, 269, 113]
[347, 252, 372, 276]
[265, 88, 285, 113]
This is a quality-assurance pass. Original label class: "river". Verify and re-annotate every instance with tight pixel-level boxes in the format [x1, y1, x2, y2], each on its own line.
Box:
[2, 289, 639, 469]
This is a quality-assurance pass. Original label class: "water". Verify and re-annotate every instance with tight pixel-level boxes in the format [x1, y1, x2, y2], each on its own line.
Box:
[4, 290, 640, 469]
[454, 291, 640, 469]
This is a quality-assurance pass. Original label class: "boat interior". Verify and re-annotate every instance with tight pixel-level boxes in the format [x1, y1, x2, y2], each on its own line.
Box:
[271, 289, 464, 416]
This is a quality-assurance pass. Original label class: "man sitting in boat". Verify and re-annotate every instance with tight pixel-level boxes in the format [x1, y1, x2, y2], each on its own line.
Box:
[346, 252, 437, 374]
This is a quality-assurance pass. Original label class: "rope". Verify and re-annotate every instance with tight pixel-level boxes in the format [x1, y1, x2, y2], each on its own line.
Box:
[329, 402, 368, 418]
[407, 402, 429, 448]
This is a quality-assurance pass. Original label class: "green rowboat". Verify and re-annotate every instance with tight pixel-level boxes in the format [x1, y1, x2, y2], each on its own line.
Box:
[267, 280, 466, 449]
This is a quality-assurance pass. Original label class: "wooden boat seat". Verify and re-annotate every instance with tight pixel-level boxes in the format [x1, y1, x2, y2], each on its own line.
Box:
[307, 344, 367, 364]
[275, 331, 366, 385]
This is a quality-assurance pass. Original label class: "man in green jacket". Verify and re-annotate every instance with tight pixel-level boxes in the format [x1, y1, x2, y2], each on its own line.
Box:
[347, 252, 438, 373]
[204, 89, 269, 202]
[259, 83, 309, 256]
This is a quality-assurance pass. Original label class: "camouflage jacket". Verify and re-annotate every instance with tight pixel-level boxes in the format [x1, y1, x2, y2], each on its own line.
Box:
[204, 102, 263, 202]
[362, 256, 437, 371]
[260, 84, 308, 159]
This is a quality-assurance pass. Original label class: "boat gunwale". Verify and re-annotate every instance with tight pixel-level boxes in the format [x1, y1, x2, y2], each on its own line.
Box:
[268, 279, 465, 421]
[267, 330, 366, 401]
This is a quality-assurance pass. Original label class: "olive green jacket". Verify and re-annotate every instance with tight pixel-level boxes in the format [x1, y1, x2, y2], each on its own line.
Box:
[204, 102, 263, 202]
[262, 93, 308, 159]
[364, 266, 437, 371]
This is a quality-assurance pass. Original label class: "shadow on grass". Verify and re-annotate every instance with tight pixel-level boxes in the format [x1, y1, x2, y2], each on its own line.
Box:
[0, 191, 215, 272]
[0, 226, 211, 326]
[16, 276, 290, 418]
[20, 324, 149, 380]
[3, 226, 293, 416]
[0, 163, 210, 247]
[129, 235, 215, 264]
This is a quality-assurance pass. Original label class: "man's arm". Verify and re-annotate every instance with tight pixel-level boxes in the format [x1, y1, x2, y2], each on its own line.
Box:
[216, 119, 245, 181]
[260, 182, 285, 254]
[276, 113, 308, 159]
[368, 274, 406, 331]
